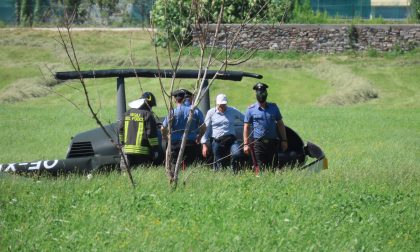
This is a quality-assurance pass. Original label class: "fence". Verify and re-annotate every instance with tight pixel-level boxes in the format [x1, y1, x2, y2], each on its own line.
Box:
[0, 0, 154, 26]
[310, 0, 372, 18]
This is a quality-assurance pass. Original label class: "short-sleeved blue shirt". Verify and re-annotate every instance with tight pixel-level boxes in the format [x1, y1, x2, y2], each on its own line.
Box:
[162, 104, 204, 142]
[244, 102, 282, 139]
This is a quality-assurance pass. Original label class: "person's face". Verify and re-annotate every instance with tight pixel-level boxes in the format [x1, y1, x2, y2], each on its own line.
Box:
[256, 89, 268, 103]
[174, 94, 184, 103]
[217, 104, 227, 112]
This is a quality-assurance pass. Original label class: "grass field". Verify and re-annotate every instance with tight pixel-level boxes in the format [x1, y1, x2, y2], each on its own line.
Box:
[0, 29, 419, 251]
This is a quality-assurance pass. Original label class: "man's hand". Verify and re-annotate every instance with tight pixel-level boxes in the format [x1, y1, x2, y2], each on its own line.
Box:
[244, 144, 250, 155]
[202, 144, 209, 158]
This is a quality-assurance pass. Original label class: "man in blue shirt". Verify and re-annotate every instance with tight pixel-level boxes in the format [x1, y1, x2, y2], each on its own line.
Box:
[201, 94, 244, 172]
[243, 83, 288, 169]
[161, 89, 205, 166]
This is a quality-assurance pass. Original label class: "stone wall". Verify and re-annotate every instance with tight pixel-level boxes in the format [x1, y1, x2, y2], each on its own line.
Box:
[192, 24, 420, 53]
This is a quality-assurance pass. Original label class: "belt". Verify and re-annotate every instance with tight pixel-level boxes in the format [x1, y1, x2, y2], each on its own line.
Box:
[213, 134, 235, 143]
[257, 138, 278, 144]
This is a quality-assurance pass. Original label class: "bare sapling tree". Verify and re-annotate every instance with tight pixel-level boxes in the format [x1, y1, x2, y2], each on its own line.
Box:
[151, 0, 270, 188]
[56, 11, 135, 188]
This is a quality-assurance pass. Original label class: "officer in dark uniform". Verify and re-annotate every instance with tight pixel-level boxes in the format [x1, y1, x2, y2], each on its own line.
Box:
[119, 92, 161, 169]
[243, 83, 288, 169]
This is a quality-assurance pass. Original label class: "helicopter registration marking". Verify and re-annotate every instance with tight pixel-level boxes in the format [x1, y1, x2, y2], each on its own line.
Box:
[0, 160, 59, 172]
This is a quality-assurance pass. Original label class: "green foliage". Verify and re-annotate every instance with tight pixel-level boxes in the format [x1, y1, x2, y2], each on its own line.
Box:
[266, 0, 294, 23]
[290, 0, 329, 23]
[151, 0, 296, 47]
[411, 0, 420, 22]
[20, 0, 34, 26]
[348, 24, 359, 49]
[34, 0, 50, 23]
[89, 0, 120, 22]
[15, 0, 21, 24]
[366, 48, 379, 57]
[13, 0, 123, 26]
[151, 0, 193, 48]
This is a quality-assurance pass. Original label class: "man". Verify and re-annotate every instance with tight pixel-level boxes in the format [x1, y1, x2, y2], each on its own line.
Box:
[118, 92, 161, 169]
[161, 89, 205, 166]
[201, 94, 244, 172]
[243, 83, 288, 169]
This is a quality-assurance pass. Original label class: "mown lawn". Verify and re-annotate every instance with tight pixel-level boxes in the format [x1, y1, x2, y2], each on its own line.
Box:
[0, 29, 419, 251]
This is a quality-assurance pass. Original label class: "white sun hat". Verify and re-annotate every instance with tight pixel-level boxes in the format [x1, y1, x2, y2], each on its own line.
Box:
[216, 94, 228, 105]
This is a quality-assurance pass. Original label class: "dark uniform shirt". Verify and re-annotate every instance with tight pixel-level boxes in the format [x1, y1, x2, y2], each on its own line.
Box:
[118, 108, 159, 155]
[244, 102, 282, 139]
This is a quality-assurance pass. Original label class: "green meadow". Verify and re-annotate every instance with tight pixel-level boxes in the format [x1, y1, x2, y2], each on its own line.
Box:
[0, 29, 419, 251]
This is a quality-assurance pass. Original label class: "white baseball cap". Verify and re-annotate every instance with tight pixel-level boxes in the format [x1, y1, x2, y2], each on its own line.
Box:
[216, 94, 228, 104]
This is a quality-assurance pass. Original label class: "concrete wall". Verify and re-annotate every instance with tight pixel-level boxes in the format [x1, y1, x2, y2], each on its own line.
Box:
[192, 24, 419, 53]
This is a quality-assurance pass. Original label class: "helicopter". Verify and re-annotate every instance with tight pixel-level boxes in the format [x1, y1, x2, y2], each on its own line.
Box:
[0, 69, 327, 174]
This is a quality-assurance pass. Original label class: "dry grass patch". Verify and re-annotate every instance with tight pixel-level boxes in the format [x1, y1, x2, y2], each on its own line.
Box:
[312, 60, 379, 106]
[0, 78, 58, 103]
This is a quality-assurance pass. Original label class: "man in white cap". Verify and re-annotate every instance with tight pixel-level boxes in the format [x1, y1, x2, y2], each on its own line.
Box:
[201, 94, 244, 172]
[119, 92, 161, 169]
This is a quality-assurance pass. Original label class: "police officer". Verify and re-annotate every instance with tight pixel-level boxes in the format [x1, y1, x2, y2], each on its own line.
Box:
[161, 89, 205, 166]
[119, 92, 161, 169]
[181, 89, 193, 106]
[243, 83, 288, 169]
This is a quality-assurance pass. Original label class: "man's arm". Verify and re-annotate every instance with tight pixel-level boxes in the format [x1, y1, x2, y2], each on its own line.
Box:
[201, 128, 210, 158]
[161, 126, 168, 141]
[243, 122, 251, 155]
[198, 123, 206, 143]
[145, 113, 159, 156]
[161, 116, 169, 141]
[277, 119, 288, 151]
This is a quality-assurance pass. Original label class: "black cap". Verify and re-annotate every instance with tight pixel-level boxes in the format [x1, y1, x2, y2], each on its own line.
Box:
[172, 89, 193, 98]
[171, 89, 185, 98]
[253, 82, 268, 91]
[180, 89, 193, 97]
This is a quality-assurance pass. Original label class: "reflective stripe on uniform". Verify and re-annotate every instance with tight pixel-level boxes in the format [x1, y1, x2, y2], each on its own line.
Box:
[149, 137, 158, 146]
[136, 118, 144, 147]
[124, 145, 150, 155]
[124, 117, 130, 144]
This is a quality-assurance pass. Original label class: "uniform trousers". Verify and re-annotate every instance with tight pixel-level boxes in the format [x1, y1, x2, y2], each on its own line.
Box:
[253, 138, 279, 169]
[170, 140, 200, 166]
[120, 153, 152, 170]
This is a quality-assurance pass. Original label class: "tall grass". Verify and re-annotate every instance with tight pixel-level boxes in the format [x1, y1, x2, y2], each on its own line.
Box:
[0, 30, 419, 251]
